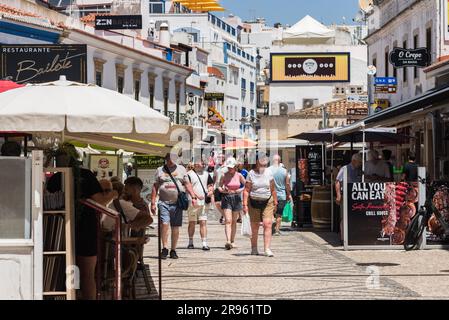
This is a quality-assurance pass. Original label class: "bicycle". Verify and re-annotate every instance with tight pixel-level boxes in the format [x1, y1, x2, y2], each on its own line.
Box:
[403, 178, 449, 251]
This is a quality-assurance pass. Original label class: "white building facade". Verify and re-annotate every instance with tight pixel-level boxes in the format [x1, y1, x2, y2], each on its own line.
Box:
[144, 0, 258, 137]
[365, 0, 442, 107]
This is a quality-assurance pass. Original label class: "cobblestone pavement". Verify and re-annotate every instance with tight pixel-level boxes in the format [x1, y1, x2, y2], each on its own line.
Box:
[134, 209, 449, 300]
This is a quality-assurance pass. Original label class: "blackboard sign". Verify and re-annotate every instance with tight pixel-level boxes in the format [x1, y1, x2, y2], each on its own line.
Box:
[389, 47, 430, 68]
[204, 92, 225, 101]
[0, 44, 87, 84]
[134, 155, 165, 170]
[95, 15, 142, 30]
[346, 182, 419, 247]
[296, 145, 324, 187]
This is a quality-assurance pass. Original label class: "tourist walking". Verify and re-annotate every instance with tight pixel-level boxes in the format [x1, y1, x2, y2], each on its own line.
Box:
[243, 154, 277, 257]
[213, 153, 227, 224]
[269, 155, 292, 236]
[218, 157, 246, 250]
[151, 153, 196, 259]
[187, 160, 214, 251]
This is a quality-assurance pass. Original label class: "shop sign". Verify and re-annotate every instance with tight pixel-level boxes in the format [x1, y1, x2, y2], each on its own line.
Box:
[207, 106, 225, 126]
[134, 155, 165, 169]
[346, 182, 418, 247]
[270, 52, 350, 83]
[374, 85, 397, 94]
[204, 92, 225, 101]
[95, 15, 142, 30]
[389, 47, 430, 68]
[0, 44, 87, 84]
[375, 77, 397, 85]
[347, 95, 368, 103]
[346, 108, 368, 116]
[89, 155, 119, 181]
[372, 98, 391, 113]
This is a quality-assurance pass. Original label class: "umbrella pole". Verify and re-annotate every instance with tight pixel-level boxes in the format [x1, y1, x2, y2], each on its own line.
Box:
[330, 134, 335, 232]
[362, 125, 366, 183]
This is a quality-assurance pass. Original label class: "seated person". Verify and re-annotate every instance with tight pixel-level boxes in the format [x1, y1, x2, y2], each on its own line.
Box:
[101, 180, 151, 234]
[123, 177, 153, 235]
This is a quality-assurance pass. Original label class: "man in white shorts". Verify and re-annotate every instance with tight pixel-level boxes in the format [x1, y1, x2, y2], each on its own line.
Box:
[187, 160, 214, 250]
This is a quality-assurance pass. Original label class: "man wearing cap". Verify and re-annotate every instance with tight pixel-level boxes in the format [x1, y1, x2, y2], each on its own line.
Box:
[151, 152, 196, 259]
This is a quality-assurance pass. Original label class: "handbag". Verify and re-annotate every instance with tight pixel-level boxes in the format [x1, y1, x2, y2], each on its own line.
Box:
[282, 201, 293, 223]
[164, 165, 189, 211]
[194, 170, 212, 204]
[250, 196, 271, 209]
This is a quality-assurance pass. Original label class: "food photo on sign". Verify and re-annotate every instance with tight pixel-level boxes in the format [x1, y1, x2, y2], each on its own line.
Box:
[346, 182, 418, 246]
[426, 182, 449, 245]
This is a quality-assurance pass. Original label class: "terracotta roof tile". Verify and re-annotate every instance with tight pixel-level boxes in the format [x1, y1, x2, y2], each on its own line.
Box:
[290, 98, 368, 118]
[207, 66, 225, 79]
[0, 4, 62, 31]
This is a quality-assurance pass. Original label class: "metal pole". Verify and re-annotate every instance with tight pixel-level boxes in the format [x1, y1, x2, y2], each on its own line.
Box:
[362, 124, 366, 183]
[158, 210, 162, 300]
[330, 133, 335, 232]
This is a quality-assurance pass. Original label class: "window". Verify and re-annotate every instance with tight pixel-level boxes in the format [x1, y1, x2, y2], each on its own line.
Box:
[134, 80, 140, 101]
[250, 82, 255, 93]
[403, 40, 408, 83]
[414, 34, 419, 79]
[237, 48, 241, 55]
[372, 57, 377, 69]
[241, 78, 246, 90]
[426, 27, 432, 62]
[117, 76, 124, 94]
[149, 84, 155, 108]
[95, 71, 102, 87]
[149, 0, 164, 13]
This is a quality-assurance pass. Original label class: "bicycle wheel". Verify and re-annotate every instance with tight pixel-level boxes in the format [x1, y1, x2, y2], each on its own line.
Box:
[404, 213, 426, 251]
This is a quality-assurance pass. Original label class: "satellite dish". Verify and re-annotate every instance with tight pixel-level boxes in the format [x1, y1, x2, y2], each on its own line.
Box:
[359, 0, 373, 13]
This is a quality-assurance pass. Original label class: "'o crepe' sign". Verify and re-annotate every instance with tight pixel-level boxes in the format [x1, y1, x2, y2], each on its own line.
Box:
[389, 47, 430, 68]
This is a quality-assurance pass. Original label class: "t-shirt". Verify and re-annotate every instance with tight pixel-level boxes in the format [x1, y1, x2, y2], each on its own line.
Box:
[364, 160, 391, 179]
[247, 169, 274, 200]
[187, 169, 214, 206]
[103, 199, 140, 232]
[403, 162, 418, 181]
[269, 165, 288, 201]
[154, 164, 188, 204]
[336, 164, 362, 184]
[214, 165, 228, 189]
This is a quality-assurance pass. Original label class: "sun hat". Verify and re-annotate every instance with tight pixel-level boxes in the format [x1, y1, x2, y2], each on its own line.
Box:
[224, 157, 237, 169]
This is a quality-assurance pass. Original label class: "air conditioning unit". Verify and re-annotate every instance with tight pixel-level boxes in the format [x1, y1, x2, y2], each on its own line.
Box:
[303, 98, 319, 109]
[271, 102, 295, 115]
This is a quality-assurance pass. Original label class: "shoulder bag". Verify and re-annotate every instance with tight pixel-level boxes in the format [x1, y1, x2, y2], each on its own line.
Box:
[194, 170, 212, 204]
[164, 165, 189, 210]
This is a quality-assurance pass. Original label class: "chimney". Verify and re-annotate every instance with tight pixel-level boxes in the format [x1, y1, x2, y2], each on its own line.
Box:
[159, 22, 171, 47]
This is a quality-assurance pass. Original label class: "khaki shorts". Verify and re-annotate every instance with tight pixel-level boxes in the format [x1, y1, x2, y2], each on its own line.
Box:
[248, 198, 275, 223]
[187, 205, 207, 222]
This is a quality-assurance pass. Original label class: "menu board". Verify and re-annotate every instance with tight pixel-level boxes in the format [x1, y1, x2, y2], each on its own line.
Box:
[346, 182, 418, 247]
[134, 155, 165, 205]
[89, 155, 119, 181]
[296, 145, 324, 187]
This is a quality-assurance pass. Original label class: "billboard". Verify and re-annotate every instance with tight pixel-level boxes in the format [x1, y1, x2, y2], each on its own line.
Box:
[270, 52, 350, 83]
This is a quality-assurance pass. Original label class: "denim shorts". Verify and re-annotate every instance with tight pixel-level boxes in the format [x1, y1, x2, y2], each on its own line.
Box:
[221, 194, 242, 212]
[158, 201, 183, 227]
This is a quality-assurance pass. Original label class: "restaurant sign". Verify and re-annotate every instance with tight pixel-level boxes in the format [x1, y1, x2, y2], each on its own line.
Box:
[0, 44, 87, 84]
[134, 155, 165, 170]
[204, 92, 225, 101]
[95, 15, 142, 30]
[389, 47, 430, 68]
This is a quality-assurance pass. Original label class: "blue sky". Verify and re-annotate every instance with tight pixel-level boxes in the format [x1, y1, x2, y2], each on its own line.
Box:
[219, 0, 360, 26]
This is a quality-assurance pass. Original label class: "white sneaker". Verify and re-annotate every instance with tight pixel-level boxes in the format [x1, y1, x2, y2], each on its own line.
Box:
[251, 248, 259, 255]
[264, 249, 274, 257]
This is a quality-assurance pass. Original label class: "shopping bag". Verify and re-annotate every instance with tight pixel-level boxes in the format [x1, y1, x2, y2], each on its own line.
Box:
[282, 201, 293, 223]
[241, 213, 252, 238]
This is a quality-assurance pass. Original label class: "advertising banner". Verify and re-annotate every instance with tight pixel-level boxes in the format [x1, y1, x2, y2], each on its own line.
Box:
[0, 44, 87, 84]
[346, 182, 418, 247]
[95, 15, 142, 30]
[89, 155, 119, 181]
[270, 52, 350, 83]
[296, 145, 324, 189]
